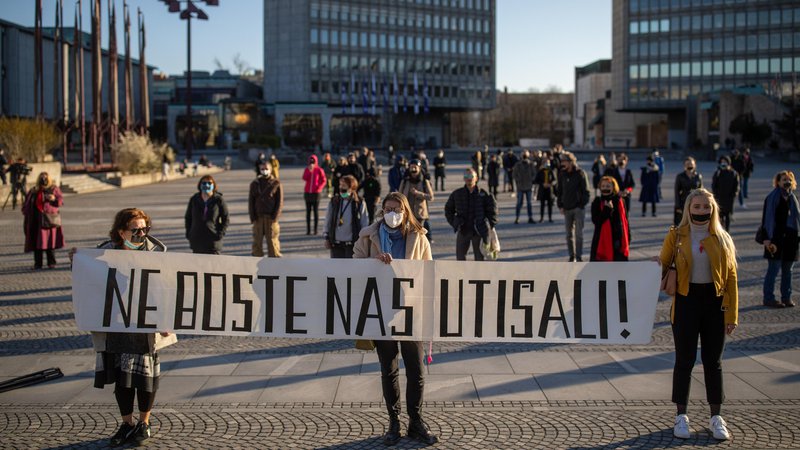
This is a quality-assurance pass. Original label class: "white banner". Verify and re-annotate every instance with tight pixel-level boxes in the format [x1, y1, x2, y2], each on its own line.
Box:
[72, 250, 661, 344]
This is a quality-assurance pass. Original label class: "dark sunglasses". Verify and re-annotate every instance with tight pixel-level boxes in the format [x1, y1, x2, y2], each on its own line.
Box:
[129, 226, 151, 235]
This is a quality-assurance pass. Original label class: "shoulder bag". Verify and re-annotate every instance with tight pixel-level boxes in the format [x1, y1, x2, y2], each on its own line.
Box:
[660, 229, 679, 296]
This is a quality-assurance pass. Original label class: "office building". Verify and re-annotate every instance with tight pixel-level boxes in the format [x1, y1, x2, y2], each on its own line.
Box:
[264, 0, 496, 151]
[612, 0, 800, 149]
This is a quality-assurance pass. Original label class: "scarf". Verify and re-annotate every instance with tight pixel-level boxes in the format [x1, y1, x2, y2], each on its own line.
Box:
[595, 196, 629, 261]
[379, 222, 405, 259]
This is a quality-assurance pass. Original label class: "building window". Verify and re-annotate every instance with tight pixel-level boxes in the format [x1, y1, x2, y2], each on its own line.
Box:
[712, 60, 722, 76]
[321, 29, 329, 45]
[629, 65, 638, 80]
[681, 62, 690, 77]
[660, 19, 669, 32]
[723, 60, 733, 75]
[630, 21, 639, 34]
[310, 54, 318, 69]
[310, 28, 319, 44]
[691, 62, 701, 77]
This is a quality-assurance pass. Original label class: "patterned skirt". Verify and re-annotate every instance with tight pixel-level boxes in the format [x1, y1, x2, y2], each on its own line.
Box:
[94, 351, 161, 392]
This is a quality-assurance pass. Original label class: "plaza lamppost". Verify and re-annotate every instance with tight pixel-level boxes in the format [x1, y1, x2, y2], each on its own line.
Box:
[160, 0, 217, 160]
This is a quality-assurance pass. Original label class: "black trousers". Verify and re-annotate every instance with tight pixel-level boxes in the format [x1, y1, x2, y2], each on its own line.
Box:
[34, 249, 56, 268]
[114, 385, 156, 416]
[375, 340, 424, 421]
[539, 198, 553, 221]
[719, 210, 731, 231]
[456, 230, 483, 261]
[330, 243, 354, 259]
[435, 174, 445, 191]
[672, 283, 726, 405]
[304, 193, 320, 234]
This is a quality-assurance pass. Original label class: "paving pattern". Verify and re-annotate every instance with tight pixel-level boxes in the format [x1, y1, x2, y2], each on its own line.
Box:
[1, 156, 798, 449]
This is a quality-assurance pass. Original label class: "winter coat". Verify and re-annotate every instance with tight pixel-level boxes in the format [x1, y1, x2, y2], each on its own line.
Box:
[534, 167, 557, 201]
[185, 192, 230, 253]
[433, 155, 447, 177]
[674, 171, 703, 211]
[388, 165, 405, 192]
[555, 168, 590, 210]
[486, 160, 502, 187]
[444, 185, 497, 238]
[591, 161, 605, 188]
[513, 159, 536, 191]
[605, 167, 635, 197]
[303, 165, 327, 194]
[362, 177, 382, 200]
[711, 168, 739, 213]
[590, 194, 630, 261]
[399, 176, 434, 220]
[249, 175, 283, 222]
[353, 221, 432, 262]
[639, 166, 661, 203]
[22, 185, 65, 252]
[762, 188, 800, 261]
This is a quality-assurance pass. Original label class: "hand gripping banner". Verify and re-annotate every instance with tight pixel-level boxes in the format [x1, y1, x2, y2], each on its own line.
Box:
[72, 250, 661, 344]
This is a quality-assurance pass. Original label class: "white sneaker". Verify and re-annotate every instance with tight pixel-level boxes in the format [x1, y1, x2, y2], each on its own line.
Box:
[710, 415, 730, 440]
[674, 414, 690, 439]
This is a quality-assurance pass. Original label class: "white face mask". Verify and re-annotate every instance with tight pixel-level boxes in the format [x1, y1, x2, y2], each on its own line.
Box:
[384, 211, 403, 228]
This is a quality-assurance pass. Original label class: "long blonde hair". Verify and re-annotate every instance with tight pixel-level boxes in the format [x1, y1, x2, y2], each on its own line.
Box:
[679, 188, 737, 268]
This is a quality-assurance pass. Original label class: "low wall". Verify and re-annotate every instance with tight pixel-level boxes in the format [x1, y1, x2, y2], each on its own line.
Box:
[107, 165, 224, 189]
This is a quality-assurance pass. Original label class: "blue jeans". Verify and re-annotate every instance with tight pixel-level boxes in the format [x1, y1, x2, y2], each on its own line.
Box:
[516, 189, 532, 219]
[763, 259, 795, 302]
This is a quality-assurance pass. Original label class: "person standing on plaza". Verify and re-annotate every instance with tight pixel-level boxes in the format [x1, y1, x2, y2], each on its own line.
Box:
[332, 156, 348, 196]
[269, 153, 280, 180]
[555, 152, 591, 262]
[653, 149, 665, 198]
[388, 155, 407, 193]
[433, 149, 447, 191]
[22, 172, 64, 269]
[444, 168, 498, 261]
[590, 176, 630, 261]
[503, 149, 518, 193]
[674, 157, 703, 226]
[362, 167, 383, 224]
[0, 148, 9, 185]
[534, 157, 557, 223]
[471, 150, 483, 181]
[741, 148, 754, 203]
[8, 157, 30, 209]
[513, 150, 536, 224]
[302, 155, 327, 235]
[353, 192, 438, 446]
[184, 175, 229, 254]
[323, 175, 368, 258]
[761, 170, 799, 308]
[639, 156, 661, 217]
[71, 208, 176, 447]
[321, 152, 336, 197]
[711, 156, 739, 231]
[254, 152, 267, 175]
[605, 153, 634, 218]
[659, 188, 738, 441]
[345, 152, 366, 186]
[486, 152, 502, 198]
[591, 154, 606, 196]
[249, 161, 283, 257]
[399, 160, 434, 242]
[358, 146, 376, 178]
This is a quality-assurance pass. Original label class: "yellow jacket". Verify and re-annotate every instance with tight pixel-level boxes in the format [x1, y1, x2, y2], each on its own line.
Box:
[659, 224, 738, 325]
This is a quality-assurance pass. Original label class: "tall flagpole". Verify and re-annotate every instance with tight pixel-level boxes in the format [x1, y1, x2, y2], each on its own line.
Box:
[91, 0, 103, 165]
[138, 8, 149, 135]
[53, 1, 61, 121]
[34, 0, 44, 118]
[78, 0, 87, 167]
[124, 0, 133, 131]
[108, 0, 119, 150]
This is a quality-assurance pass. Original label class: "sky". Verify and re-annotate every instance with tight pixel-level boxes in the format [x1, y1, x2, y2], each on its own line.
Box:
[0, 0, 611, 93]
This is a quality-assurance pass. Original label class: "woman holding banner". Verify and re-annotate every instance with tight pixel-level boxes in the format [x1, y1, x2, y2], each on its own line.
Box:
[353, 192, 438, 446]
[71, 208, 176, 447]
[659, 189, 738, 441]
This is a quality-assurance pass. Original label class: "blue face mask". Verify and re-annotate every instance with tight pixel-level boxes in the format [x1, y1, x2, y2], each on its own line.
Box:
[200, 182, 214, 194]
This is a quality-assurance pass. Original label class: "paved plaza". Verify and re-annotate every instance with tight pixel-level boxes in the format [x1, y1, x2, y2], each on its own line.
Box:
[0, 155, 798, 449]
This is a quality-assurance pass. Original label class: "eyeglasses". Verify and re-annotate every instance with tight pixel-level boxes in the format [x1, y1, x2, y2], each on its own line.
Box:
[129, 226, 151, 235]
[383, 207, 403, 214]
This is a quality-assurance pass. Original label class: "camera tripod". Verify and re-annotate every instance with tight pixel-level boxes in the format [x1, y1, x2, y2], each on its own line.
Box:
[1, 183, 25, 211]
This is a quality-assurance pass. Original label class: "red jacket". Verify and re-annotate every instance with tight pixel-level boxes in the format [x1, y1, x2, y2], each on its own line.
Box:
[303, 159, 327, 194]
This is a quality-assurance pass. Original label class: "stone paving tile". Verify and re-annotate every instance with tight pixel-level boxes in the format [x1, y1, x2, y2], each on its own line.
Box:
[426, 351, 513, 375]
[333, 375, 383, 403]
[193, 376, 271, 403]
[691, 373, 770, 400]
[506, 351, 581, 374]
[259, 376, 339, 403]
[535, 373, 624, 401]
[232, 353, 324, 376]
[733, 372, 800, 399]
[422, 375, 479, 401]
[472, 374, 546, 401]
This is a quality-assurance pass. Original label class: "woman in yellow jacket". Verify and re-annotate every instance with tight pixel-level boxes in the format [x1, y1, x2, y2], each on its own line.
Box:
[353, 192, 438, 446]
[659, 188, 738, 441]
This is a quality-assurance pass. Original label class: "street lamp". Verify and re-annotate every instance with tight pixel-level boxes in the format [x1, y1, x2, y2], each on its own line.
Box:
[160, 0, 218, 160]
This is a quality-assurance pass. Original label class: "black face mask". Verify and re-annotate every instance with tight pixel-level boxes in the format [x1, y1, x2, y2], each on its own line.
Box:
[686, 166, 695, 172]
[783, 181, 793, 190]
[691, 213, 711, 223]
[600, 189, 613, 196]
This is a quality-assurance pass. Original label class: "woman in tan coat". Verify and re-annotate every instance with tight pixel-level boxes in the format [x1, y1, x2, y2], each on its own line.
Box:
[353, 192, 437, 446]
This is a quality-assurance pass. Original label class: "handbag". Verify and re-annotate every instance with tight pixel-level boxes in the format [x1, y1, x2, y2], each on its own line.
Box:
[755, 200, 768, 244]
[660, 230, 678, 296]
[354, 339, 375, 351]
[41, 212, 61, 229]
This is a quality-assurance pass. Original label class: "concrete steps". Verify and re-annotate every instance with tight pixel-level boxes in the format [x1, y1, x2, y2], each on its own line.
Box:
[60, 174, 117, 195]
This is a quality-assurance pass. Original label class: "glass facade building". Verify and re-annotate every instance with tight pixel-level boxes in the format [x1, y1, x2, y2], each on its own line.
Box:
[264, 0, 496, 150]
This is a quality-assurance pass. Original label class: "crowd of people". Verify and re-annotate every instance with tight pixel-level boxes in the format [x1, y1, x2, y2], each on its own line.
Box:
[8, 141, 796, 447]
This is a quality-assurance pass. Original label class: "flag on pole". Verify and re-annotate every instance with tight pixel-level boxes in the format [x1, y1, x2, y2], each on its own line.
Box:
[382, 76, 389, 112]
[403, 73, 408, 113]
[340, 78, 346, 114]
[350, 72, 355, 114]
[371, 73, 376, 115]
[362, 73, 368, 114]
[413, 72, 419, 115]
[423, 76, 429, 114]
[393, 73, 399, 114]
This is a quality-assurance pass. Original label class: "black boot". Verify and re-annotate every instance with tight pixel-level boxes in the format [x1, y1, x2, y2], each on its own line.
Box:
[408, 418, 438, 445]
[383, 417, 401, 446]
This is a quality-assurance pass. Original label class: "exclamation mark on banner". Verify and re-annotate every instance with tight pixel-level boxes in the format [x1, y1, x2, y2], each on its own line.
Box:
[618, 280, 630, 339]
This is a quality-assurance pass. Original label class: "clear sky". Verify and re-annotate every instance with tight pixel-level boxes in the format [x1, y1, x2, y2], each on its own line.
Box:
[0, 0, 611, 93]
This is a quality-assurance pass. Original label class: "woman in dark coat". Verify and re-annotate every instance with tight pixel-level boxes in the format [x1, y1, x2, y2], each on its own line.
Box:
[711, 156, 740, 231]
[761, 170, 799, 308]
[639, 156, 661, 217]
[533, 159, 557, 222]
[590, 176, 630, 261]
[185, 175, 230, 254]
[22, 171, 65, 269]
[486, 154, 502, 198]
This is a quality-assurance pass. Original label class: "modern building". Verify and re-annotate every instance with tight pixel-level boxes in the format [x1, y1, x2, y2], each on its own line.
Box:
[263, 0, 496, 151]
[574, 59, 667, 148]
[612, 0, 800, 150]
[152, 70, 263, 150]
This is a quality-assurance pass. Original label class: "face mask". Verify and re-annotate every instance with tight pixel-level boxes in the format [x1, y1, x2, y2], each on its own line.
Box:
[200, 183, 214, 193]
[601, 189, 613, 196]
[783, 181, 792, 190]
[340, 192, 350, 198]
[261, 169, 270, 176]
[123, 238, 145, 250]
[384, 211, 403, 228]
[690, 213, 711, 223]
[686, 166, 695, 171]
[719, 163, 728, 169]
